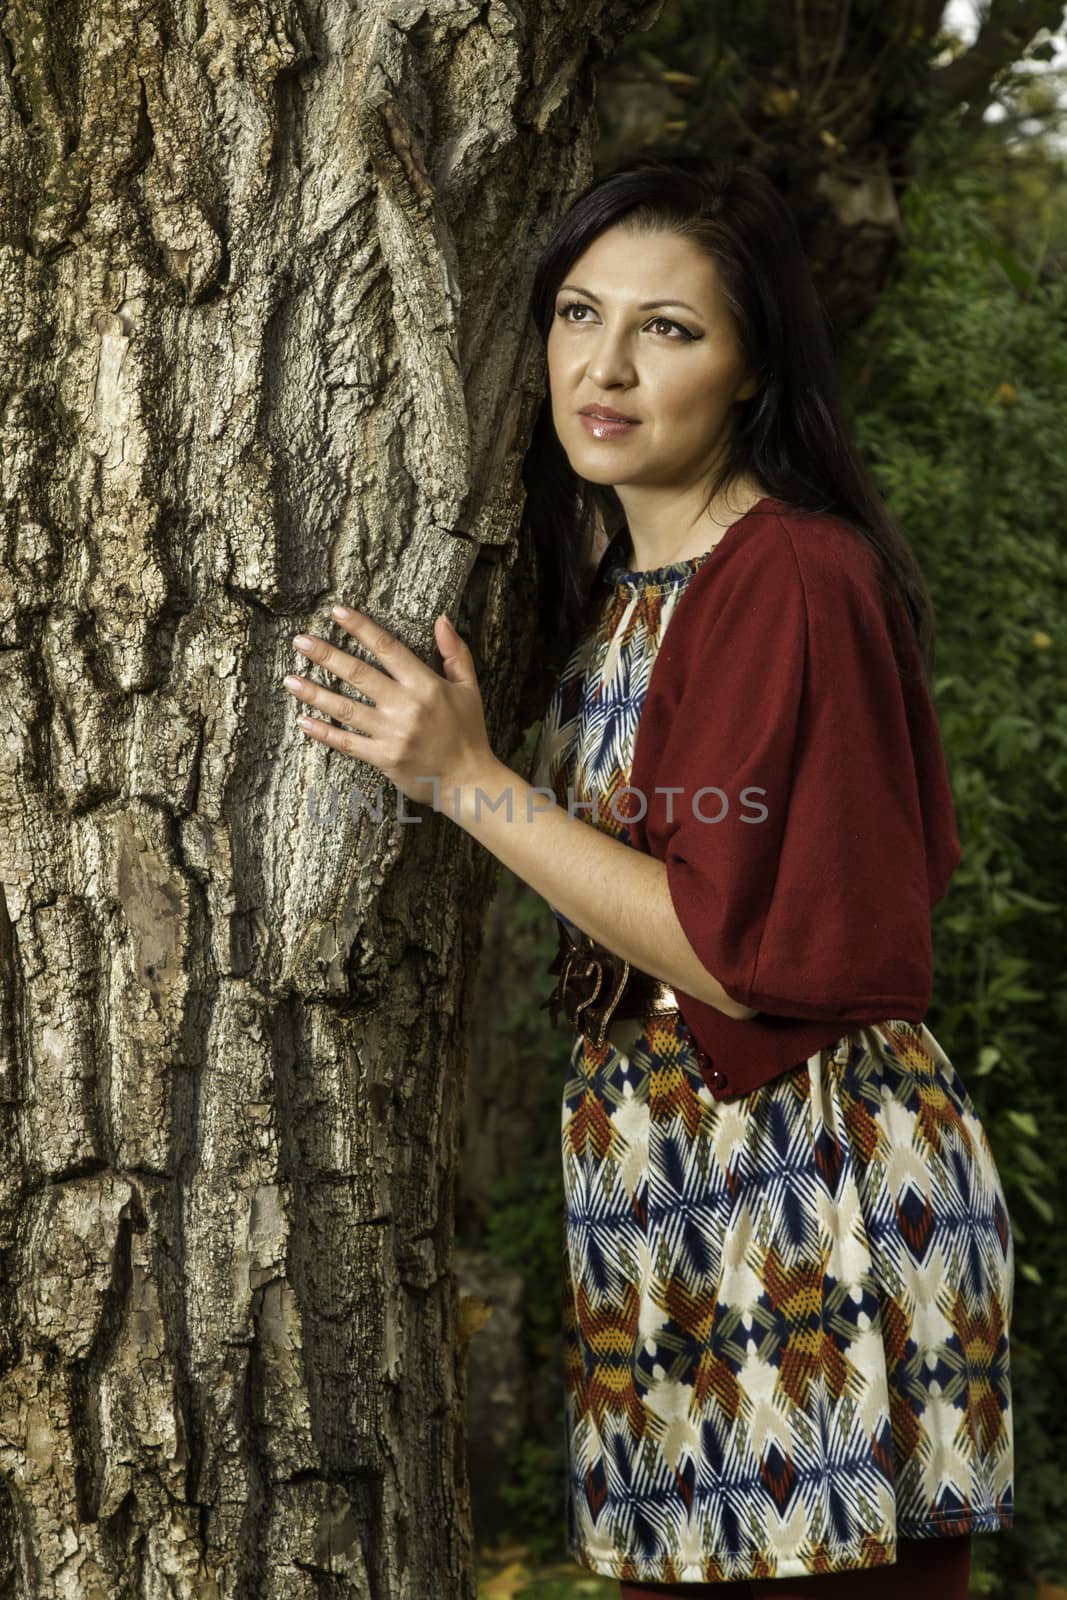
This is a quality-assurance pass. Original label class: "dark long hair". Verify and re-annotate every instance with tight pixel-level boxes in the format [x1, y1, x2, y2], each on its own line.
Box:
[520, 154, 935, 697]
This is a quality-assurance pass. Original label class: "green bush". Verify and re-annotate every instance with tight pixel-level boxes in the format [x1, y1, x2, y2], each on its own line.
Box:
[845, 160, 1067, 1596]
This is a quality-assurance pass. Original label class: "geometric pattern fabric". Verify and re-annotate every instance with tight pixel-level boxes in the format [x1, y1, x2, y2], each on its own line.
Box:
[532, 533, 1014, 1583]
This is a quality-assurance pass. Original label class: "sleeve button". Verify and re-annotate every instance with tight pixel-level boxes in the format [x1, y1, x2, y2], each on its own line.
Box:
[693, 1046, 727, 1087]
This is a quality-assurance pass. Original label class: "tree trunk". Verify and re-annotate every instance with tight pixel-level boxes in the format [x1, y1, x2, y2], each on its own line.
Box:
[0, 1, 663, 1593]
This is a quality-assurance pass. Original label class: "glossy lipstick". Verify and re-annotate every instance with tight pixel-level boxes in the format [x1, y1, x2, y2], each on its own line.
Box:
[579, 411, 641, 438]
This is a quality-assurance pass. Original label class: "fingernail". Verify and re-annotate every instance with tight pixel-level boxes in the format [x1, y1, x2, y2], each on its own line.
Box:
[293, 635, 314, 651]
[284, 676, 302, 690]
[332, 605, 354, 619]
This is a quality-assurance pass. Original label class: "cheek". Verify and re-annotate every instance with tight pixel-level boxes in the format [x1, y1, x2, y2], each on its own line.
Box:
[545, 344, 566, 399]
[546, 335, 576, 381]
[656, 359, 738, 422]
[547, 349, 586, 419]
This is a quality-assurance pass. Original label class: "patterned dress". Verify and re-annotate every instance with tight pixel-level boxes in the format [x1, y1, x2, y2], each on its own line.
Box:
[529, 529, 1015, 1587]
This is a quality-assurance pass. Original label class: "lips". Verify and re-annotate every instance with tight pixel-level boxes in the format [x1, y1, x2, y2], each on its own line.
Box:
[579, 410, 640, 438]
[579, 406, 639, 423]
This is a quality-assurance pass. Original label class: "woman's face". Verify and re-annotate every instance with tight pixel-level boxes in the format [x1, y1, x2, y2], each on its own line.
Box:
[545, 224, 757, 493]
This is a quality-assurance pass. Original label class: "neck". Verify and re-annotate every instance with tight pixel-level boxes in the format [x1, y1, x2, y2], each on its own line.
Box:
[619, 478, 769, 571]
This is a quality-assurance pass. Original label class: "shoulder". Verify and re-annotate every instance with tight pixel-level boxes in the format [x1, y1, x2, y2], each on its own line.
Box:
[673, 499, 884, 636]
[724, 499, 880, 593]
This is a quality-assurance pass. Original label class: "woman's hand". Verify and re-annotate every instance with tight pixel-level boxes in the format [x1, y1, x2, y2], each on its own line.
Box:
[283, 605, 495, 809]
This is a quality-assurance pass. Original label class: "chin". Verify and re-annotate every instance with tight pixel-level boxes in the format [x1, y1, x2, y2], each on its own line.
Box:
[571, 457, 627, 482]
[567, 434, 642, 471]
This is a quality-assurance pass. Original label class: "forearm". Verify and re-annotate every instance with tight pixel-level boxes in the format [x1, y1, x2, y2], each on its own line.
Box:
[441, 757, 756, 1021]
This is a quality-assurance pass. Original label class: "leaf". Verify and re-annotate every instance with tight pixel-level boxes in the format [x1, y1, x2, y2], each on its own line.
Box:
[1027, 38, 1060, 61]
[1021, 1184, 1055, 1224]
[762, 85, 800, 117]
[1003, 888, 1058, 912]
[481, 1561, 532, 1599]
[459, 1293, 495, 1341]
[1006, 1109, 1039, 1138]
[975, 1046, 1001, 1076]
[971, 221, 1040, 293]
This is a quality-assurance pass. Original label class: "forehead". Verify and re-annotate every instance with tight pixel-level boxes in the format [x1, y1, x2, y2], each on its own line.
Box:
[562, 226, 723, 311]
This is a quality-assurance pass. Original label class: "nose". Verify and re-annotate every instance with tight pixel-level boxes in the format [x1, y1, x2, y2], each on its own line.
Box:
[582, 326, 638, 390]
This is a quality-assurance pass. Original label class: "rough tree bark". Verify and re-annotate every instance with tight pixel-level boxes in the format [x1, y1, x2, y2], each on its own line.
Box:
[0, 1, 663, 1594]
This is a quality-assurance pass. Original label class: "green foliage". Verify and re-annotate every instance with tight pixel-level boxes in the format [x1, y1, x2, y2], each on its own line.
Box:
[486, 1154, 564, 1360]
[846, 157, 1067, 1595]
[477, 1557, 616, 1599]
[478, 855, 573, 1566]
[492, 1437, 570, 1568]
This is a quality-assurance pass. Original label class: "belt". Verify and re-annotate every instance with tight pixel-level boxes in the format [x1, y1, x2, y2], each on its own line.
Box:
[540, 922, 680, 1048]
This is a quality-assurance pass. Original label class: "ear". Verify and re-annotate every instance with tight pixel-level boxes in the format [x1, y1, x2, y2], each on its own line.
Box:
[736, 372, 759, 402]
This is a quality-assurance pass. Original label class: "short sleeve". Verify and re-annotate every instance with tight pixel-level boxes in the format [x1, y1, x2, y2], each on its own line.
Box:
[653, 528, 935, 1022]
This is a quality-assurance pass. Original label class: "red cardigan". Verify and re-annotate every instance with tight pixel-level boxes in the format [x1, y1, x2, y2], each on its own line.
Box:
[616, 498, 961, 1102]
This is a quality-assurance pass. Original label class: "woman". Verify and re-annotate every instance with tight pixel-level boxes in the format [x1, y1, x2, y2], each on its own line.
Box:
[282, 156, 1014, 1595]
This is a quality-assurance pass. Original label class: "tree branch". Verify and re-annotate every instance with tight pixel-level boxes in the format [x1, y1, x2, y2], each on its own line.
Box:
[929, 0, 1065, 117]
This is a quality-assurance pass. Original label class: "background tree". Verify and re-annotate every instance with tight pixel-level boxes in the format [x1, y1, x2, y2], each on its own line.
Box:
[463, 4, 1067, 1596]
[0, 1, 665, 1595]
[594, 0, 1066, 328]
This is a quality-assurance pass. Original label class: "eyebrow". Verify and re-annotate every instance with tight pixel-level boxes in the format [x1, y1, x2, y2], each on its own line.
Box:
[558, 283, 704, 317]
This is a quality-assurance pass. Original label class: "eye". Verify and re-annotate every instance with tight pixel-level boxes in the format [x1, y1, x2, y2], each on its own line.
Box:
[556, 299, 593, 325]
[555, 299, 696, 340]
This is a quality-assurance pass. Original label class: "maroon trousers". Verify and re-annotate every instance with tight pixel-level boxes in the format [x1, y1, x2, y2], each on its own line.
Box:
[618, 1534, 971, 1600]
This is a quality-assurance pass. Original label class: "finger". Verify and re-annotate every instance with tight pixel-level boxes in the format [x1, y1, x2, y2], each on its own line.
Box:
[284, 674, 384, 733]
[328, 604, 429, 689]
[435, 613, 477, 686]
[291, 629, 400, 705]
[297, 713, 384, 766]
